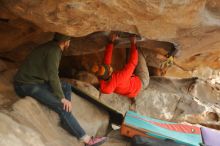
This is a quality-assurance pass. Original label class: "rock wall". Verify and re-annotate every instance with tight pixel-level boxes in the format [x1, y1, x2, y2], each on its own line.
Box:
[0, 113, 46, 146]
[0, 68, 219, 145]
[0, 90, 109, 146]
[0, 0, 220, 145]
[62, 73, 220, 126]
[0, 0, 220, 77]
[0, 69, 18, 108]
[0, 0, 213, 37]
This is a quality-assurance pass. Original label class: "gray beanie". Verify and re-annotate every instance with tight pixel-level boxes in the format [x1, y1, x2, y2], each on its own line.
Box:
[53, 33, 71, 42]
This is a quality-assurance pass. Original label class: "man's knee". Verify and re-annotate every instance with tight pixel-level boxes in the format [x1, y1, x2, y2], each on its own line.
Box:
[29, 85, 43, 95]
[60, 109, 72, 120]
[61, 81, 72, 91]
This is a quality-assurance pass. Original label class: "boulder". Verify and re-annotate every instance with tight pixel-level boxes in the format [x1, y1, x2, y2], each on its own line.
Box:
[63, 78, 100, 99]
[0, 59, 7, 72]
[64, 76, 220, 127]
[71, 92, 109, 136]
[2, 0, 219, 39]
[0, 69, 19, 108]
[135, 77, 220, 125]
[11, 94, 109, 140]
[0, 0, 220, 80]
[0, 16, 52, 53]
[0, 70, 109, 146]
[75, 71, 99, 85]
[100, 93, 131, 115]
[9, 94, 109, 145]
[63, 78, 131, 115]
[0, 0, 220, 144]
[0, 112, 46, 146]
[103, 130, 130, 146]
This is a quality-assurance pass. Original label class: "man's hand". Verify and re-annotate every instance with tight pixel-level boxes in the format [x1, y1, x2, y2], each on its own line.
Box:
[61, 98, 72, 112]
[130, 36, 137, 44]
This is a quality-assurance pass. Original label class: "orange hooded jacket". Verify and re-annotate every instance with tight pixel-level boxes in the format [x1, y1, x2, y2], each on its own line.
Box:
[100, 43, 142, 98]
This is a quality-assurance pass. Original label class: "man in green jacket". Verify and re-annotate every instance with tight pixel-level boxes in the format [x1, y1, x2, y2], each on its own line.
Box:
[14, 33, 107, 146]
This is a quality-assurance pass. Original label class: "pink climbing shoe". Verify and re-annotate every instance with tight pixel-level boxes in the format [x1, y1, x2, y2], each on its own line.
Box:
[85, 136, 107, 146]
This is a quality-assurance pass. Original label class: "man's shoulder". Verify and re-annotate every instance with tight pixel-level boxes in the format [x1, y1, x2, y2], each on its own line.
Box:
[37, 41, 56, 48]
[37, 41, 60, 52]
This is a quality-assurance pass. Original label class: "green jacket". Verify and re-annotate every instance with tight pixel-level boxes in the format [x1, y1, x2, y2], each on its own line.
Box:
[14, 41, 65, 100]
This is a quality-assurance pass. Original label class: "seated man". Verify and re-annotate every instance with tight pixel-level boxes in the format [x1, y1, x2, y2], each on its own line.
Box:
[13, 33, 107, 146]
[92, 33, 149, 99]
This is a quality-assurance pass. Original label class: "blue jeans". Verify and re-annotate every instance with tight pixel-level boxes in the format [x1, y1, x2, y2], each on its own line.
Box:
[14, 81, 86, 139]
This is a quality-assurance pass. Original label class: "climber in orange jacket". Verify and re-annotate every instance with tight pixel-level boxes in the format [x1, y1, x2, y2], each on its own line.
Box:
[92, 33, 149, 98]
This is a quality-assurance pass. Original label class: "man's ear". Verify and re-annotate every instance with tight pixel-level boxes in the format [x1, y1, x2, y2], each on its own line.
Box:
[64, 40, 68, 46]
[67, 40, 71, 45]
[64, 40, 71, 49]
[58, 40, 65, 46]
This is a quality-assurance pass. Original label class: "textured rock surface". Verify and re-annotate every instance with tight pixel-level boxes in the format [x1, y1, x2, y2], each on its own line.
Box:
[66, 73, 220, 126]
[71, 92, 109, 136]
[0, 0, 220, 145]
[103, 130, 130, 146]
[63, 77, 131, 115]
[1, 94, 109, 146]
[11, 95, 109, 137]
[0, 60, 7, 72]
[100, 93, 131, 115]
[0, 69, 19, 108]
[0, 0, 214, 37]
[0, 113, 46, 146]
[0, 4, 53, 54]
[0, 95, 129, 146]
[135, 77, 220, 125]
[0, 70, 219, 145]
[63, 78, 100, 99]
[0, 0, 220, 75]
[0, 70, 109, 146]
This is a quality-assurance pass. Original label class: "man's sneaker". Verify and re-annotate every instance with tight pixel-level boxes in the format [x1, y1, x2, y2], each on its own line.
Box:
[85, 136, 107, 146]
